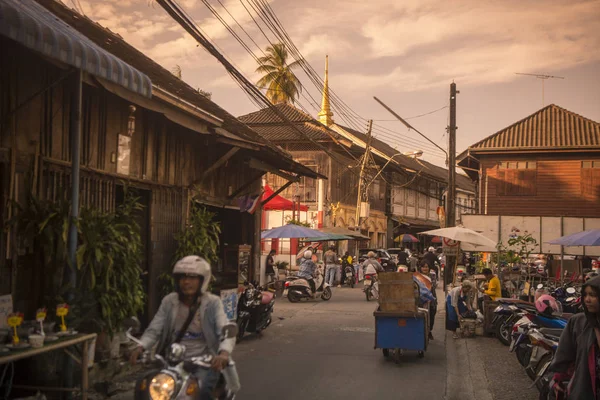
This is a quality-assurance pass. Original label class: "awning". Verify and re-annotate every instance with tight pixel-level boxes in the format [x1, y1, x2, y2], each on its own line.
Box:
[262, 185, 308, 211]
[0, 0, 152, 98]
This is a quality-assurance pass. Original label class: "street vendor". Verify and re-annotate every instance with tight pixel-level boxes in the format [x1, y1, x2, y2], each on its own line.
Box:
[446, 280, 475, 339]
[479, 268, 501, 301]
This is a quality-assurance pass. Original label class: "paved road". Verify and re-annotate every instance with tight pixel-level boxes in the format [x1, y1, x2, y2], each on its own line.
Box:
[233, 285, 447, 400]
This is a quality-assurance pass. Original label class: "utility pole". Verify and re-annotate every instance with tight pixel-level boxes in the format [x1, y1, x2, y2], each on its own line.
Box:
[445, 82, 458, 288]
[355, 119, 373, 229]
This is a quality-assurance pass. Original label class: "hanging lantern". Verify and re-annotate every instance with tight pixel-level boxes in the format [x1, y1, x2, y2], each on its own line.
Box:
[127, 105, 136, 136]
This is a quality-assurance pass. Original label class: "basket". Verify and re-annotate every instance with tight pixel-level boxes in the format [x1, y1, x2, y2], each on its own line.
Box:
[460, 319, 477, 338]
[378, 272, 418, 313]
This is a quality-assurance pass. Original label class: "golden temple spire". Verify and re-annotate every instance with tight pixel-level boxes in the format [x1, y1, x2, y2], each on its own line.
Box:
[318, 55, 334, 127]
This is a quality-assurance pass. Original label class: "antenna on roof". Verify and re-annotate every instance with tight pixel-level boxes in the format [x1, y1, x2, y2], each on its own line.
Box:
[515, 73, 565, 108]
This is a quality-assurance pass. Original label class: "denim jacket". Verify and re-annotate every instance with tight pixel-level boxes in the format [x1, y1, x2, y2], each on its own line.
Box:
[140, 292, 240, 391]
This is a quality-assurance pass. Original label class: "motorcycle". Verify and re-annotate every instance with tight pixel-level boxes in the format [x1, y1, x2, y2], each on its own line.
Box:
[525, 326, 562, 384]
[364, 274, 379, 301]
[129, 323, 240, 400]
[493, 300, 538, 346]
[344, 264, 355, 288]
[236, 282, 274, 341]
[285, 264, 332, 302]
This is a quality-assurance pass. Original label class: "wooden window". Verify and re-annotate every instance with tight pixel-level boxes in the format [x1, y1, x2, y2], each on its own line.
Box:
[496, 161, 537, 196]
[581, 161, 600, 198]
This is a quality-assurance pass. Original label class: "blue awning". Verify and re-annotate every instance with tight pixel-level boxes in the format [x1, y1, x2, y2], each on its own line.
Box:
[0, 0, 152, 98]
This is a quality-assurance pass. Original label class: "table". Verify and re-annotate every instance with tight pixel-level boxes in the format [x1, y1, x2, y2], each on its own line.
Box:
[0, 333, 97, 399]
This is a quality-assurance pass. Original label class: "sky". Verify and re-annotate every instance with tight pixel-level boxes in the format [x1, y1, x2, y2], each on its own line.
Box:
[75, 0, 600, 166]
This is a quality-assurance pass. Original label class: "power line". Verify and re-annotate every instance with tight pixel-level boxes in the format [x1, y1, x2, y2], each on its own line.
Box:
[373, 105, 449, 121]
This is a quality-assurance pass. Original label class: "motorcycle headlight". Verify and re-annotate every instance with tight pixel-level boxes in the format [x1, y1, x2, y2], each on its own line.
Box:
[149, 373, 176, 400]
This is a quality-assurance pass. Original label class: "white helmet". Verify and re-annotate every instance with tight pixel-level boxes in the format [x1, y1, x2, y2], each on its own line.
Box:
[173, 255, 211, 294]
[304, 250, 313, 259]
[428, 246, 435, 252]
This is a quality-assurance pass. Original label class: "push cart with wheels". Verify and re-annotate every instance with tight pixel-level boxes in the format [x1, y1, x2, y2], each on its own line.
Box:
[374, 308, 429, 363]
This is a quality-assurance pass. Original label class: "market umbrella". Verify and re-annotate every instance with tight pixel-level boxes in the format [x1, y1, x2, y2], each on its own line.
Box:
[547, 229, 600, 283]
[304, 233, 353, 242]
[547, 229, 600, 246]
[394, 233, 419, 243]
[261, 224, 329, 239]
[431, 236, 443, 244]
[320, 226, 370, 240]
[420, 226, 497, 248]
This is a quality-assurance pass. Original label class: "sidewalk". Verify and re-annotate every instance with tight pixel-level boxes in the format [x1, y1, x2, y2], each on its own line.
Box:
[443, 305, 539, 400]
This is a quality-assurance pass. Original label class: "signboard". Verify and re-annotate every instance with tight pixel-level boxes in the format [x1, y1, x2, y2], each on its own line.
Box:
[0, 295, 12, 329]
[220, 289, 238, 321]
[443, 237, 460, 256]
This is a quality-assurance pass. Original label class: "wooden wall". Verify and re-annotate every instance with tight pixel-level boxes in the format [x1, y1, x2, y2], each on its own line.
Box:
[481, 153, 600, 217]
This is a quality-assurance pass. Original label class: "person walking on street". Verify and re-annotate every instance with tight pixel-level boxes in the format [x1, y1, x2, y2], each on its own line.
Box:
[324, 246, 338, 287]
[265, 249, 277, 285]
[418, 263, 437, 340]
[446, 280, 474, 339]
[547, 275, 600, 399]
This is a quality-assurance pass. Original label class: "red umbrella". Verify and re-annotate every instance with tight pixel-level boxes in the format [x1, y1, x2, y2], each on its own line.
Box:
[262, 185, 308, 211]
[431, 236, 443, 244]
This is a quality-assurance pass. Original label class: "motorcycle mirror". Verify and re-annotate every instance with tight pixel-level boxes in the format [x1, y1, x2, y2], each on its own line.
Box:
[222, 323, 239, 339]
[566, 287, 576, 294]
[537, 284, 544, 290]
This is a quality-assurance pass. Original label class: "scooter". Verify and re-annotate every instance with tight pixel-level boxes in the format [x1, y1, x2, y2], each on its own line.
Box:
[236, 282, 274, 341]
[364, 274, 379, 301]
[130, 324, 240, 400]
[525, 326, 562, 383]
[285, 264, 332, 302]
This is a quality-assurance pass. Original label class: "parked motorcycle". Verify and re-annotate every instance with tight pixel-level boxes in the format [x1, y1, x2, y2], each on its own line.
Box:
[364, 274, 379, 301]
[236, 282, 274, 341]
[129, 324, 240, 400]
[285, 264, 332, 302]
[524, 326, 562, 383]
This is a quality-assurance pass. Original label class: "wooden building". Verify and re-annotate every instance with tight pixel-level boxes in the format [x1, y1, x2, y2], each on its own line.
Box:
[0, 0, 319, 319]
[458, 104, 600, 217]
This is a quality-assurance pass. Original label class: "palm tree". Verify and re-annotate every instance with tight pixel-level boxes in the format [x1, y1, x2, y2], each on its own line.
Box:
[256, 43, 302, 104]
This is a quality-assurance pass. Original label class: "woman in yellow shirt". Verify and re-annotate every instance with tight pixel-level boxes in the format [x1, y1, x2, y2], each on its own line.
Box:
[480, 268, 501, 301]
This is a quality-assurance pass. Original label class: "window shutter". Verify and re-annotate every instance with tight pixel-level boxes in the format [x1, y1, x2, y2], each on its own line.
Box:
[581, 168, 593, 197]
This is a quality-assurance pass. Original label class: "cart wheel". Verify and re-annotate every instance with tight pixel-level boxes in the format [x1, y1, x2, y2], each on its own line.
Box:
[418, 351, 425, 358]
[382, 349, 390, 359]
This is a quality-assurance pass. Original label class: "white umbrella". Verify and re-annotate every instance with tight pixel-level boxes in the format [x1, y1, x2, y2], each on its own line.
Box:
[420, 226, 497, 248]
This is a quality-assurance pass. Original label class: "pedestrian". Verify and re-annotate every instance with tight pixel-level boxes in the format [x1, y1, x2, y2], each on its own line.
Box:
[421, 246, 439, 277]
[418, 263, 437, 340]
[397, 247, 409, 267]
[324, 246, 337, 287]
[478, 268, 501, 301]
[265, 249, 277, 285]
[548, 275, 600, 399]
[445, 280, 475, 339]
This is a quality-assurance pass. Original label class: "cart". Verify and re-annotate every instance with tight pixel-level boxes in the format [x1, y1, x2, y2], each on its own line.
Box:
[374, 308, 429, 363]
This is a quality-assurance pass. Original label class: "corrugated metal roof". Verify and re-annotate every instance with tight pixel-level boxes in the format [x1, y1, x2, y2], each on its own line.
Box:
[248, 122, 339, 142]
[31, 0, 321, 179]
[238, 103, 314, 124]
[238, 104, 346, 143]
[469, 104, 600, 151]
[0, 0, 152, 97]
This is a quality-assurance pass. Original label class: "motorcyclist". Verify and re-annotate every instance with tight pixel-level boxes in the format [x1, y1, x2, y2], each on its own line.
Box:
[298, 250, 317, 294]
[129, 255, 238, 399]
[362, 251, 384, 278]
[422, 246, 440, 277]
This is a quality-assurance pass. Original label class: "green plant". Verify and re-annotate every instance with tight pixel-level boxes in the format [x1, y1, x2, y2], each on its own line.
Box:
[256, 43, 302, 104]
[285, 219, 310, 227]
[74, 188, 145, 336]
[8, 196, 70, 311]
[160, 204, 221, 294]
